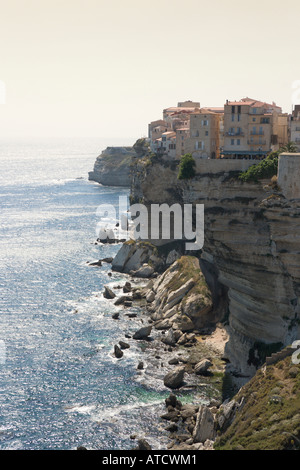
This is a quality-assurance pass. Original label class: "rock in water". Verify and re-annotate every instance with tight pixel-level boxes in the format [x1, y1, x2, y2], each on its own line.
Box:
[137, 439, 152, 450]
[114, 345, 123, 358]
[194, 359, 212, 375]
[103, 286, 116, 299]
[132, 325, 152, 340]
[119, 341, 130, 350]
[123, 281, 132, 293]
[163, 366, 185, 389]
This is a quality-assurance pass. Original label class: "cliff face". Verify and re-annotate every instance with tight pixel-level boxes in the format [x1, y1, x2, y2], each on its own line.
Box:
[130, 158, 300, 376]
[88, 146, 135, 187]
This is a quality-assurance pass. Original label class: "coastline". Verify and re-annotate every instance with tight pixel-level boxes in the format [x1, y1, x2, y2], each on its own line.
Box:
[89, 245, 232, 451]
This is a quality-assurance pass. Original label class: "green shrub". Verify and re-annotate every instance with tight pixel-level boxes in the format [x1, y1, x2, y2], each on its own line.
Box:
[239, 157, 279, 182]
[178, 153, 196, 180]
[239, 143, 298, 183]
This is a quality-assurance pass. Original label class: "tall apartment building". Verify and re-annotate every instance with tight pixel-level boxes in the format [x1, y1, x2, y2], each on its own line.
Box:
[222, 98, 286, 159]
[291, 105, 300, 151]
[185, 109, 221, 159]
[175, 127, 190, 158]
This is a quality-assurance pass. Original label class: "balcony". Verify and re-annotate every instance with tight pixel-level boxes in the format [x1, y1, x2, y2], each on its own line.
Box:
[250, 131, 264, 136]
[225, 131, 245, 136]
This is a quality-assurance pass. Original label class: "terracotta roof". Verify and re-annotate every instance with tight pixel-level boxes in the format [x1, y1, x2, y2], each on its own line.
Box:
[226, 98, 281, 110]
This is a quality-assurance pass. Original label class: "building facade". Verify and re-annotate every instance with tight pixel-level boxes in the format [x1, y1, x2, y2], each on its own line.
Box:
[290, 105, 300, 151]
[185, 109, 221, 159]
[222, 98, 284, 159]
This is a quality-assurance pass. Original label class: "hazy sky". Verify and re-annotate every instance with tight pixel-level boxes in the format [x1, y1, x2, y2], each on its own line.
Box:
[0, 0, 300, 140]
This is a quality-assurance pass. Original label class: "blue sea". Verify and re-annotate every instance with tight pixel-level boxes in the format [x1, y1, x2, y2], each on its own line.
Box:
[0, 138, 170, 450]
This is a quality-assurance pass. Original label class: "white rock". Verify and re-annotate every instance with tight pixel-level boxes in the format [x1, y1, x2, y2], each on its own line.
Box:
[192, 405, 215, 443]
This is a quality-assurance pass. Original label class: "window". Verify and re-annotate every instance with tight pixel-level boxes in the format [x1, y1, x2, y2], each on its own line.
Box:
[231, 106, 235, 114]
[237, 139, 240, 145]
[231, 114, 235, 122]
[252, 108, 257, 114]
[205, 131, 209, 136]
[252, 118, 256, 122]
[231, 139, 234, 145]
[237, 114, 241, 122]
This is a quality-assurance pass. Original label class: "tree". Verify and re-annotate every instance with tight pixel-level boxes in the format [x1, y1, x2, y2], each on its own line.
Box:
[279, 142, 299, 153]
[178, 154, 196, 180]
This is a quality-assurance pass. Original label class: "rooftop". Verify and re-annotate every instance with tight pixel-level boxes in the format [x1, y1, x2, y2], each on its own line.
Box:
[225, 97, 281, 111]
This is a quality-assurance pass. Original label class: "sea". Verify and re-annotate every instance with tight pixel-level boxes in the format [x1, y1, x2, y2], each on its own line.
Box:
[0, 137, 172, 450]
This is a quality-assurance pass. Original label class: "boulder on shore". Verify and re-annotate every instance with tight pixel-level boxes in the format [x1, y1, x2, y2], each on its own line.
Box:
[132, 264, 154, 278]
[194, 359, 212, 375]
[103, 286, 116, 299]
[132, 325, 152, 340]
[163, 366, 185, 389]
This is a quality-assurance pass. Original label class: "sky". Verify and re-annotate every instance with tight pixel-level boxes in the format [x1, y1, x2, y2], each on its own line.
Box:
[0, 0, 300, 141]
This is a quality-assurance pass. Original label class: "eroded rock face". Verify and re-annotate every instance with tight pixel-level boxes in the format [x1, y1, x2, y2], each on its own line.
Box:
[111, 241, 161, 274]
[88, 147, 135, 187]
[145, 256, 215, 332]
[129, 159, 300, 375]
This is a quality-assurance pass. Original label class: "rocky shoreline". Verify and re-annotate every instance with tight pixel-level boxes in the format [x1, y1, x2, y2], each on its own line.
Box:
[88, 247, 242, 451]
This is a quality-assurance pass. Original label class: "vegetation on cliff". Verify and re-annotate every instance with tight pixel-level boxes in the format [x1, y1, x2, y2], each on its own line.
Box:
[238, 142, 299, 183]
[214, 355, 300, 450]
[178, 154, 196, 180]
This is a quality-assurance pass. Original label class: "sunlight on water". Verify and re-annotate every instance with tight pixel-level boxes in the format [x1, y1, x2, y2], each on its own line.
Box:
[0, 138, 170, 450]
